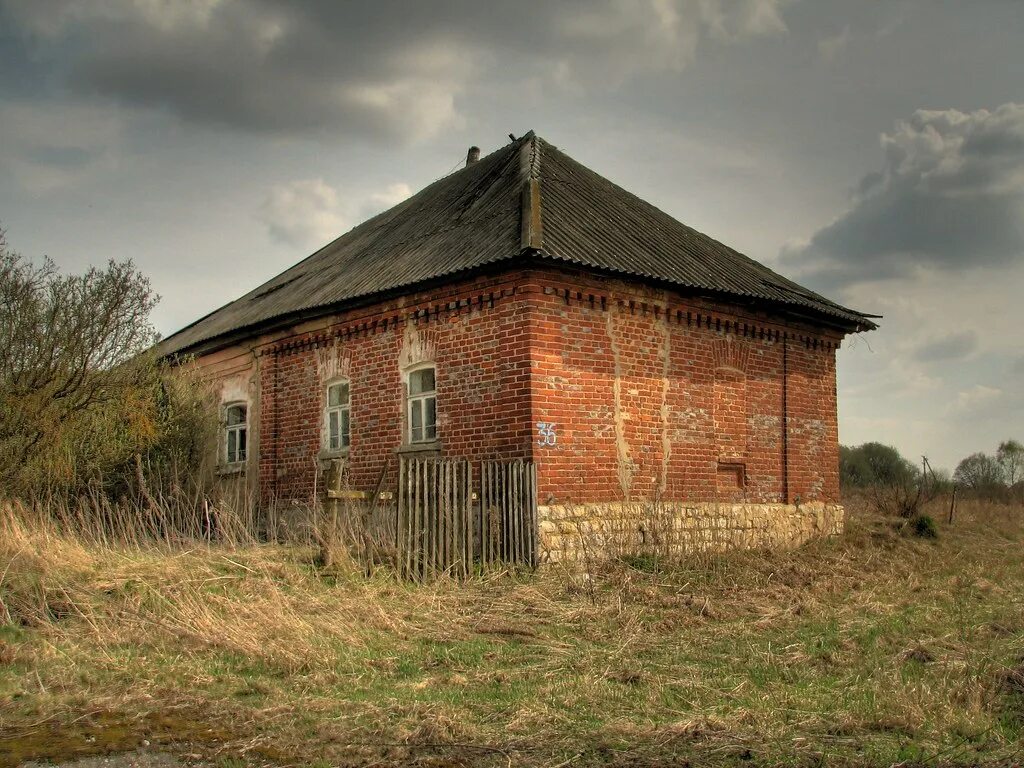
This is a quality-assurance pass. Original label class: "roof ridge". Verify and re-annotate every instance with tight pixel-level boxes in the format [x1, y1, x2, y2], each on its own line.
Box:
[518, 133, 544, 250]
[528, 132, 541, 180]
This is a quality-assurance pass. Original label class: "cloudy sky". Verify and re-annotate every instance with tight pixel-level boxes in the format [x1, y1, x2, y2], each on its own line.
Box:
[1, 0, 1022, 471]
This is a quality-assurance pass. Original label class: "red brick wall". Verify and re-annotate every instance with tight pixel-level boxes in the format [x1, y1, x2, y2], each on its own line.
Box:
[251, 273, 535, 500]
[191, 266, 844, 506]
[784, 337, 841, 503]
[526, 269, 843, 506]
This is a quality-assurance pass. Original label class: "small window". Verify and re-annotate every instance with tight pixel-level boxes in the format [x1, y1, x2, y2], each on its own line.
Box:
[325, 381, 351, 451]
[407, 366, 437, 444]
[224, 403, 247, 464]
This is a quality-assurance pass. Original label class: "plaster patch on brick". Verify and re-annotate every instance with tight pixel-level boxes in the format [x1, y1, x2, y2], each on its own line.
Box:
[398, 322, 437, 370]
[657, 312, 672, 496]
[219, 372, 250, 405]
[606, 308, 634, 500]
[751, 414, 781, 431]
[314, 341, 352, 383]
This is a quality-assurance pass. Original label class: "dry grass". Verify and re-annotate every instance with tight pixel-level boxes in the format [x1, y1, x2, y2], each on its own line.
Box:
[1, 496, 1023, 767]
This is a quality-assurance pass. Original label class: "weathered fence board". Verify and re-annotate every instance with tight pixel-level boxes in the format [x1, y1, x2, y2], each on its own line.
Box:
[396, 457, 472, 580]
[480, 459, 538, 570]
[395, 456, 536, 580]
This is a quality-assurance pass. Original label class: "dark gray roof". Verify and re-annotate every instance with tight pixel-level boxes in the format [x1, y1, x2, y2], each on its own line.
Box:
[158, 132, 876, 356]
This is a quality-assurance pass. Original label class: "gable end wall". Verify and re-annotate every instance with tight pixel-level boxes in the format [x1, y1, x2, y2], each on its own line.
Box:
[526, 270, 841, 507]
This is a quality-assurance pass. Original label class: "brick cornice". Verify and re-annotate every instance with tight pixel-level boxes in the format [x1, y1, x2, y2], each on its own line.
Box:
[539, 280, 842, 352]
[258, 284, 525, 358]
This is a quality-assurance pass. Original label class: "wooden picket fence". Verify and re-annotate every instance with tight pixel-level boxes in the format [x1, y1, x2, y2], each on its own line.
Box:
[395, 456, 537, 580]
[396, 457, 474, 580]
[480, 458, 539, 569]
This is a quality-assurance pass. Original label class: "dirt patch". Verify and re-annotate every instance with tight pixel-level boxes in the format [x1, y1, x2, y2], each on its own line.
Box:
[19, 750, 189, 768]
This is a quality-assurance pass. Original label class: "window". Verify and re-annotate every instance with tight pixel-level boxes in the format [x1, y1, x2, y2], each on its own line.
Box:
[407, 366, 437, 443]
[224, 403, 247, 464]
[325, 380, 351, 451]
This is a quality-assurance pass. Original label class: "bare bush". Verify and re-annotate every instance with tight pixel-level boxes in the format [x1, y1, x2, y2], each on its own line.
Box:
[0, 231, 158, 489]
[955, 452, 1005, 494]
[0, 229, 220, 515]
[997, 440, 1024, 487]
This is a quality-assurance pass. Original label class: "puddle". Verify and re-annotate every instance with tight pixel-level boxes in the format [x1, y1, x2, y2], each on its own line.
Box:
[0, 711, 229, 766]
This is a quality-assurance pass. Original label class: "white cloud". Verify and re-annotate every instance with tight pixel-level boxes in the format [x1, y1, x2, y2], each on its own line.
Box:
[362, 182, 412, 219]
[259, 179, 347, 249]
[948, 385, 1003, 416]
[700, 0, 790, 41]
[817, 26, 850, 62]
[259, 178, 411, 249]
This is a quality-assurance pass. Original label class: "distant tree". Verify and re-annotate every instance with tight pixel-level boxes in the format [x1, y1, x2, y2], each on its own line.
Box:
[928, 466, 954, 496]
[953, 452, 1005, 493]
[996, 440, 1024, 486]
[840, 442, 917, 489]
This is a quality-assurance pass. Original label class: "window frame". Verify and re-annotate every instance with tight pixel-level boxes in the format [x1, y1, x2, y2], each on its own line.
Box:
[406, 363, 438, 445]
[324, 378, 352, 453]
[223, 401, 248, 466]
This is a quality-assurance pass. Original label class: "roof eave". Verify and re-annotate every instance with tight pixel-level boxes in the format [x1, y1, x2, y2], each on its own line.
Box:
[528, 250, 878, 334]
[161, 251, 876, 362]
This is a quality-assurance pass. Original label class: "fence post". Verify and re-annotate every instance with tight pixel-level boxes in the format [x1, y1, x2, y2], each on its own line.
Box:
[532, 460, 540, 569]
[396, 458, 405, 580]
[465, 461, 473, 578]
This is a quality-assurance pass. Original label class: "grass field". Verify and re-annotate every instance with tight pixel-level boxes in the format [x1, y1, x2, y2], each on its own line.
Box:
[1, 497, 1023, 767]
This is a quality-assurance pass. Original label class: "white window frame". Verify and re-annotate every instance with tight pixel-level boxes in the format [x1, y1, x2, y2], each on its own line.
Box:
[324, 379, 351, 453]
[223, 401, 248, 465]
[406, 363, 437, 444]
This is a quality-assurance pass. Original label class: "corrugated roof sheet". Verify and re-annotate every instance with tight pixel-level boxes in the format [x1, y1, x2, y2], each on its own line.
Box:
[157, 132, 875, 356]
[536, 138, 874, 329]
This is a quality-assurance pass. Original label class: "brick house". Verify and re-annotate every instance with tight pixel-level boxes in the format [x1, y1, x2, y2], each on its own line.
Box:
[158, 132, 876, 559]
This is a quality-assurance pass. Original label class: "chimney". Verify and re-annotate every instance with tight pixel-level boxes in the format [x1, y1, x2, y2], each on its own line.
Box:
[466, 146, 480, 166]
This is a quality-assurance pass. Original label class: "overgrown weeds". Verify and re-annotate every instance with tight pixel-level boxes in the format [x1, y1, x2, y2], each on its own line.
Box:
[2, 496, 1023, 767]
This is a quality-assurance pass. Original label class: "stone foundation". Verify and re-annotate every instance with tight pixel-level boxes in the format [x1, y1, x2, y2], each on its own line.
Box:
[538, 501, 844, 563]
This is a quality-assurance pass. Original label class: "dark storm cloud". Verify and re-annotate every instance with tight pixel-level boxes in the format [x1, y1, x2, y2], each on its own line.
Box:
[0, 0, 790, 142]
[781, 103, 1024, 291]
[913, 331, 977, 363]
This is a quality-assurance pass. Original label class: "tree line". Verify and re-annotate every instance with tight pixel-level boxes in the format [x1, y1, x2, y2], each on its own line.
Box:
[841, 440, 1024, 499]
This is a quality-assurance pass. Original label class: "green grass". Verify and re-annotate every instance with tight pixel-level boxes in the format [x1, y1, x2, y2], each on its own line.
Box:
[1, 498, 1023, 766]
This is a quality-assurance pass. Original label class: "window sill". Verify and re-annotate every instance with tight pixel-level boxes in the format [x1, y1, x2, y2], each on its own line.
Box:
[217, 463, 247, 477]
[318, 448, 350, 461]
[395, 440, 442, 456]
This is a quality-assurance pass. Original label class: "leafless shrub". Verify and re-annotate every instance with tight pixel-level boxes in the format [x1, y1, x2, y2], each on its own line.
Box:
[0, 229, 222, 510]
[871, 456, 942, 522]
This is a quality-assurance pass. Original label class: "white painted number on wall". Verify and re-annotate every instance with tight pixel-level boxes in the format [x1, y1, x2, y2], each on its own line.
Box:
[536, 422, 557, 447]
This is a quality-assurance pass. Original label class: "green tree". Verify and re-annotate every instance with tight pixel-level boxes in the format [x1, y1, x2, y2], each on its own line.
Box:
[840, 442, 917, 488]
